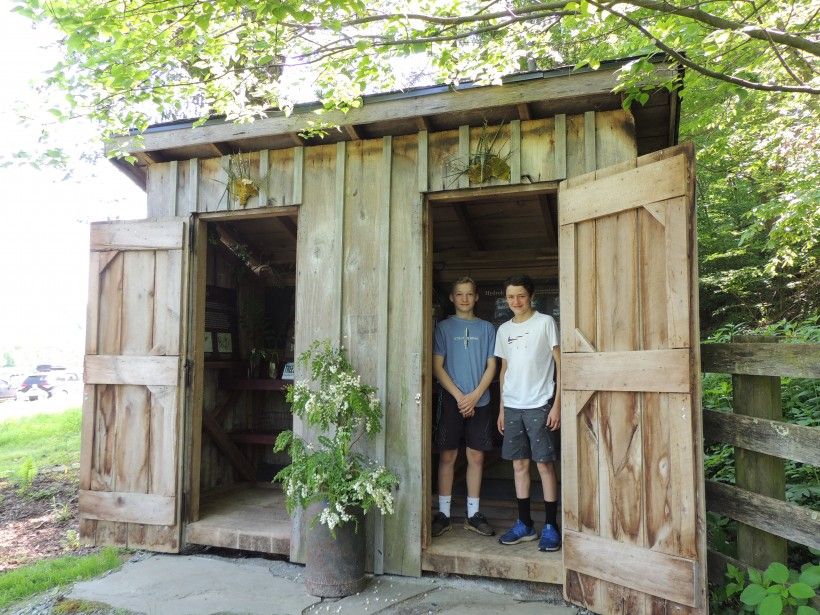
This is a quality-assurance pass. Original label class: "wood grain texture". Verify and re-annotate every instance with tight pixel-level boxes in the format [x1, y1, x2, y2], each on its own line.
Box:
[265, 147, 294, 207]
[700, 343, 820, 378]
[384, 134, 422, 576]
[458, 125, 470, 189]
[703, 409, 820, 466]
[91, 219, 184, 250]
[85, 355, 179, 385]
[146, 161, 177, 217]
[520, 117, 554, 183]
[584, 111, 596, 173]
[560, 155, 687, 225]
[197, 157, 227, 213]
[79, 490, 175, 525]
[509, 119, 521, 184]
[559, 145, 705, 614]
[705, 481, 819, 550]
[564, 530, 700, 607]
[562, 349, 690, 393]
[554, 114, 567, 180]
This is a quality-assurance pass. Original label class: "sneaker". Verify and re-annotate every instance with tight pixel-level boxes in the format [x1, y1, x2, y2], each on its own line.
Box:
[538, 523, 561, 551]
[464, 511, 495, 536]
[498, 519, 537, 545]
[431, 512, 451, 537]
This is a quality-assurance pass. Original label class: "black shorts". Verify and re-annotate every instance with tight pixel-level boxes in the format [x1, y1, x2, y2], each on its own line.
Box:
[434, 389, 494, 452]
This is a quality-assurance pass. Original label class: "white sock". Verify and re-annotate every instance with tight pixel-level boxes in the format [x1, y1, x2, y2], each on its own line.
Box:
[467, 497, 480, 518]
[439, 495, 452, 518]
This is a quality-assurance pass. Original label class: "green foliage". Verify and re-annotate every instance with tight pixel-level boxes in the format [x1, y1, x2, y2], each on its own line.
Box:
[274, 340, 399, 531]
[712, 561, 820, 615]
[16, 457, 38, 496]
[0, 408, 82, 478]
[0, 547, 122, 610]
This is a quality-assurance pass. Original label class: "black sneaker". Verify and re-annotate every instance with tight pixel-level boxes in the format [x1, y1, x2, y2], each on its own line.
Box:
[431, 512, 451, 537]
[464, 511, 495, 536]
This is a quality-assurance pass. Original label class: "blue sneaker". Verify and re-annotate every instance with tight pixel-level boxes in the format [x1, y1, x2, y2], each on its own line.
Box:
[539, 524, 561, 551]
[498, 519, 537, 545]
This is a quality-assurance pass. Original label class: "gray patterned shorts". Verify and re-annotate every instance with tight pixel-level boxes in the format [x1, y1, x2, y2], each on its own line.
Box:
[501, 401, 558, 463]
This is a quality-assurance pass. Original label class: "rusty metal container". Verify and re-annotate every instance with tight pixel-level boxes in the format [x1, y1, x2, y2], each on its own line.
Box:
[303, 503, 367, 597]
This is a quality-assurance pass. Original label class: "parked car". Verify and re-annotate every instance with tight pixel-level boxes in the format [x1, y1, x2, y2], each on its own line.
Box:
[0, 378, 15, 402]
[17, 372, 80, 401]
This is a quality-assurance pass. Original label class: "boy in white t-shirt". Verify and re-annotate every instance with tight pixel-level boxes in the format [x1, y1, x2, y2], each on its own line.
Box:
[494, 274, 562, 552]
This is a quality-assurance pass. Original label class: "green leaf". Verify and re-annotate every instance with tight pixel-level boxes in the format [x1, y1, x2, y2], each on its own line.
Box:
[796, 606, 819, 615]
[789, 583, 816, 600]
[749, 569, 764, 586]
[799, 566, 820, 588]
[741, 584, 767, 606]
[757, 595, 782, 615]
[765, 563, 789, 585]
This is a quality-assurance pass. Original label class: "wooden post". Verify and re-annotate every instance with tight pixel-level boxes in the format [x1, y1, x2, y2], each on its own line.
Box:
[733, 335, 787, 568]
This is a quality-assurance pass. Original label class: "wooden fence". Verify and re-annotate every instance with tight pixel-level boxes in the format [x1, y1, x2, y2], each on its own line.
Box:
[700, 336, 820, 584]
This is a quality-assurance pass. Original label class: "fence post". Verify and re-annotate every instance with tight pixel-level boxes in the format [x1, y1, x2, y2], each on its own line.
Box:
[732, 335, 787, 568]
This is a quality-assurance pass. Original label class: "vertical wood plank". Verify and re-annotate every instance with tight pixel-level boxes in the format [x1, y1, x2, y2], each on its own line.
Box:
[665, 196, 690, 348]
[146, 162, 177, 217]
[198, 158, 226, 213]
[265, 148, 295, 207]
[558, 223, 577, 352]
[384, 134, 422, 575]
[509, 119, 521, 184]
[554, 114, 567, 180]
[596, 110, 637, 169]
[334, 141, 346, 343]
[417, 131, 428, 192]
[292, 143, 343, 563]
[258, 150, 269, 207]
[458, 124, 470, 189]
[567, 114, 586, 178]
[176, 159, 199, 215]
[520, 118, 554, 183]
[188, 219, 208, 521]
[427, 129, 458, 191]
[292, 146, 304, 205]
[584, 111, 597, 174]
[373, 136, 392, 574]
[562, 392, 580, 531]
[217, 156, 230, 211]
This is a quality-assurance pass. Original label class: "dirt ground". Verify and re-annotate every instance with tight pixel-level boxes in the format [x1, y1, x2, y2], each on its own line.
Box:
[0, 468, 91, 572]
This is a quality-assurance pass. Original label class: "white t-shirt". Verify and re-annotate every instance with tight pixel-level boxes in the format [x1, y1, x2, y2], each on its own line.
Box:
[494, 311, 560, 409]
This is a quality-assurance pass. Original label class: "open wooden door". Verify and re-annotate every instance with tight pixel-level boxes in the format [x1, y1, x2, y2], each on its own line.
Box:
[79, 218, 188, 552]
[558, 143, 706, 613]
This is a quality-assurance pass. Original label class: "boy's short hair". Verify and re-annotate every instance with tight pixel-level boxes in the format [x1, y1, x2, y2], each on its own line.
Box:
[503, 274, 535, 297]
[451, 276, 478, 293]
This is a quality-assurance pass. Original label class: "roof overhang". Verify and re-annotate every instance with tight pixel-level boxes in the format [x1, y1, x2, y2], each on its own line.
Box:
[110, 56, 682, 190]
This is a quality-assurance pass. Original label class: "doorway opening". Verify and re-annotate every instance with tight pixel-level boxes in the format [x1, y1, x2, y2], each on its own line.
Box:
[423, 187, 563, 583]
[186, 208, 298, 555]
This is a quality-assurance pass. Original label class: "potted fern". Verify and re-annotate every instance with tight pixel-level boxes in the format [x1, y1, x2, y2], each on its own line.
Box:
[273, 340, 398, 597]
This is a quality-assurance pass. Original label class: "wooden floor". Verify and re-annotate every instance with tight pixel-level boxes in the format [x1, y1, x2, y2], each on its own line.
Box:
[185, 484, 291, 555]
[422, 498, 563, 584]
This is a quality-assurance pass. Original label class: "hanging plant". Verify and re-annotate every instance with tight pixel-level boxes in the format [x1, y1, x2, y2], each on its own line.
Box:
[446, 120, 512, 186]
[219, 153, 261, 207]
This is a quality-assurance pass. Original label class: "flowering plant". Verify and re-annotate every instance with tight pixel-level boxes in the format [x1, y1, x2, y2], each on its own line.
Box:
[273, 340, 399, 532]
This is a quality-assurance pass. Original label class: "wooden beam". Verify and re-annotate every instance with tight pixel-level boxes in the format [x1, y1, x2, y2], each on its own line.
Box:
[91, 219, 185, 251]
[287, 132, 304, 147]
[564, 530, 699, 607]
[517, 103, 532, 120]
[453, 203, 484, 251]
[84, 355, 179, 386]
[427, 180, 558, 203]
[79, 490, 175, 526]
[343, 124, 362, 140]
[562, 349, 690, 393]
[539, 194, 557, 245]
[703, 409, 820, 466]
[111, 66, 669, 155]
[211, 142, 232, 156]
[705, 480, 820, 550]
[277, 215, 298, 241]
[212, 223, 275, 280]
[701, 342, 820, 378]
[212, 390, 241, 423]
[416, 116, 431, 131]
[201, 412, 257, 483]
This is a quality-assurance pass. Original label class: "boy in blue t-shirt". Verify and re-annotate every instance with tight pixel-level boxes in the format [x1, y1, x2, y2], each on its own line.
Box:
[432, 277, 497, 538]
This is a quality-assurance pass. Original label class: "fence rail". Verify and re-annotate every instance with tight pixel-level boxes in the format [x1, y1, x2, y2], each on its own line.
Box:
[700, 337, 820, 582]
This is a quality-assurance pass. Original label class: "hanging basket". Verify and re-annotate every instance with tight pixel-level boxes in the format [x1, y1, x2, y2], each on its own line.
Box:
[303, 502, 367, 598]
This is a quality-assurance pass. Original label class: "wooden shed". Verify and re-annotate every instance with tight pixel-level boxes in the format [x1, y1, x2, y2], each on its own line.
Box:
[81, 55, 707, 613]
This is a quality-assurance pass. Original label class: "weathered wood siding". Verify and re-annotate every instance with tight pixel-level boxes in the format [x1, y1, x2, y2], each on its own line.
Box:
[145, 108, 638, 576]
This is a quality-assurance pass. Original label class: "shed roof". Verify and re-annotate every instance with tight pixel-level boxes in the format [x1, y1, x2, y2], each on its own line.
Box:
[111, 55, 682, 189]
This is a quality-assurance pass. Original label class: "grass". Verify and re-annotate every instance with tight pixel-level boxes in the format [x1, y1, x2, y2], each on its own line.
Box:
[0, 547, 124, 610]
[0, 408, 82, 479]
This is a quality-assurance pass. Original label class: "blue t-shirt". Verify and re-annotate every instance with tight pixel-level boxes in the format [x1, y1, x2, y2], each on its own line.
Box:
[433, 316, 496, 407]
